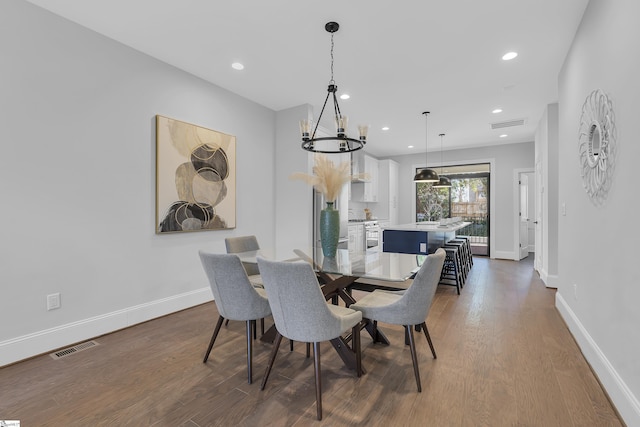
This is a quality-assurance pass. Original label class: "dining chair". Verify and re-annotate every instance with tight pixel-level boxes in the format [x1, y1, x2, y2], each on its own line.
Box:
[225, 235, 265, 334]
[225, 235, 260, 276]
[350, 248, 446, 392]
[256, 257, 363, 421]
[199, 252, 272, 384]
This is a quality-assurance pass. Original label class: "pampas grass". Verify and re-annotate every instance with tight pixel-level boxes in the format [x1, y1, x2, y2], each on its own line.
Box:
[290, 154, 367, 203]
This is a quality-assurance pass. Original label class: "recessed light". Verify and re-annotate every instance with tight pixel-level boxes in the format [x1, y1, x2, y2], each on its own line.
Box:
[502, 52, 518, 61]
[499, 134, 508, 138]
[382, 126, 390, 131]
[492, 108, 503, 114]
[231, 62, 244, 70]
[408, 145, 414, 148]
[340, 94, 350, 100]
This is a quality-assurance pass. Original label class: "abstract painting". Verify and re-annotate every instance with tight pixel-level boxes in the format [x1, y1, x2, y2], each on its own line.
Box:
[156, 115, 236, 233]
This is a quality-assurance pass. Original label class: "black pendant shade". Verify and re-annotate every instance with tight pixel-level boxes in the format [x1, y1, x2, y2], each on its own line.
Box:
[433, 175, 452, 188]
[414, 168, 440, 183]
[432, 133, 452, 188]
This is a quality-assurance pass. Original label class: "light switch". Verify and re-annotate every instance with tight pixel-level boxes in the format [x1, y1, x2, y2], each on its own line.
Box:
[420, 243, 427, 253]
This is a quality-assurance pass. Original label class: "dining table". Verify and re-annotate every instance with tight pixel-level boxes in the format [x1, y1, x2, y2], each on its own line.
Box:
[237, 246, 423, 372]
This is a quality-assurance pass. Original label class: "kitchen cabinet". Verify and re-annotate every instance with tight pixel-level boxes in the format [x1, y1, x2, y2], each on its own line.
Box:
[348, 223, 364, 252]
[351, 154, 379, 202]
[376, 159, 399, 224]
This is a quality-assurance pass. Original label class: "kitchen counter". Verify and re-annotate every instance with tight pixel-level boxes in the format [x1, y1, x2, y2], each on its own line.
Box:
[381, 221, 471, 254]
[382, 221, 471, 232]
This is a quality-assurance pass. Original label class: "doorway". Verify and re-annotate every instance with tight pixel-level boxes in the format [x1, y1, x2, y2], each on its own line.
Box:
[415, 163, 490, 256]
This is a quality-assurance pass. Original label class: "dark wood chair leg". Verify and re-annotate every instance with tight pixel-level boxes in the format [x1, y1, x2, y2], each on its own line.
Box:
[203, 315, 225, 363]
[313, 342, 323, 420]
[306, 342, 311, 358]
[252, 319, 257, 340]
[246, 320, 253, 384]
[421, 322, 437, 359]
[260, 318, 265, 335]
[290, 339, 294, 351]
[260, 332, 283, 390]
[352, 323, 362, 377]
[406, 325, 422, 392]
[225, 319, 230, 326]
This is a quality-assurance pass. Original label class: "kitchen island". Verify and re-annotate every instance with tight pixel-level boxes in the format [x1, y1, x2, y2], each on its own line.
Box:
[382, 221, 471, 254]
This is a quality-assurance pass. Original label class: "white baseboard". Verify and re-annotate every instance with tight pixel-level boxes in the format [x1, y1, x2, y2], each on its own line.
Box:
[494, 250, 515, 260]
[0, 287, 212, 367]
[539, 268, 558, 288]
[556, 293, 640, 426]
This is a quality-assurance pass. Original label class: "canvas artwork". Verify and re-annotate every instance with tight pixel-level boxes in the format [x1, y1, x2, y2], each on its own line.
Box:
[156, 115, 236, 233]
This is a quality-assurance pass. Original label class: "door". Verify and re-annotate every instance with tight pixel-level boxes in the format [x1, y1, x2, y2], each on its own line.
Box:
[519, 173, 529, 260]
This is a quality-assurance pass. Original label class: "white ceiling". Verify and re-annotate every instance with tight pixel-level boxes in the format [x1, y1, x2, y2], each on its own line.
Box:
[25, 0, 588, 158]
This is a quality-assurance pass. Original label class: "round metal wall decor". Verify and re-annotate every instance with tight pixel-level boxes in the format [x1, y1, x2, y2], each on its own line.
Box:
[578, 89, 616, 206]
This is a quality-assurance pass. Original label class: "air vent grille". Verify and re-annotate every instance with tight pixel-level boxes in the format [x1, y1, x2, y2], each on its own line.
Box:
[50, 340, 99, 359]
[490, 118, 526, 129]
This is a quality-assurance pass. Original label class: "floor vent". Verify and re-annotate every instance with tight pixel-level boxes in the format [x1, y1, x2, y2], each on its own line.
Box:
[50, 340, 99, 360]
[490, 118, 526, 129]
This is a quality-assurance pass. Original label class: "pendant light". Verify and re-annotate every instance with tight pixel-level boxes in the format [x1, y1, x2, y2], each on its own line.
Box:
[300, 22, 368, 153]
[433, 133, 452, 188]
[413, 111, 440, 182]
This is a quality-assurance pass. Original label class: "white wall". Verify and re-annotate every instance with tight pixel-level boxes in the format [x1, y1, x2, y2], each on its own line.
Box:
[535, 104, 560, 286]
[389, 141, 534, 259]
[0, 0, 276, 365]
[274, 105, 315, 259]
[556, 0, 640, 424]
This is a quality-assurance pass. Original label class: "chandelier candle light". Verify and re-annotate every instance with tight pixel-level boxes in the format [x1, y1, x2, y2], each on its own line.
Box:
[413, 112, 440, 182]
[300, 22, 369, 153]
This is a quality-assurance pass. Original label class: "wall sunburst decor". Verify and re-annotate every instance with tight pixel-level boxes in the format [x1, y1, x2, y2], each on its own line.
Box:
[578, 89, 616, 206]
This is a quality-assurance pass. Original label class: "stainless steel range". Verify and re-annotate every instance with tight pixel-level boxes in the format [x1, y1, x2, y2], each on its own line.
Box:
[349, 219, 380, 249]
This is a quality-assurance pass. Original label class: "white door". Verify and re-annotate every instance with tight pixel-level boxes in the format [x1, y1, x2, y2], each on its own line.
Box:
[519, 173, 529, 259]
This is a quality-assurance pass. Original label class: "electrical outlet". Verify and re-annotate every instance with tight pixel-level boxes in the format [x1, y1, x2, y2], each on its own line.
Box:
[572, 284, 578, 300]
[47, 293, 61, 310]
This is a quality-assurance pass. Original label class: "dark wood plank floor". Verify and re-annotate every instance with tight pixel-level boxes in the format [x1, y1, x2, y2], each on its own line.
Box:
[0, 256, 623, 426]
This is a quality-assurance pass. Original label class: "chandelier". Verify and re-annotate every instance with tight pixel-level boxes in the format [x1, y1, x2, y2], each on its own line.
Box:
[413, 112, 440, 182]
[300, 22, 368, 153]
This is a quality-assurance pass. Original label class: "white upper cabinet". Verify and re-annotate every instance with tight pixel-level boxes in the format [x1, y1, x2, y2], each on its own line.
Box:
[351, 152, 379, 202]
[375, 159, 399, 223]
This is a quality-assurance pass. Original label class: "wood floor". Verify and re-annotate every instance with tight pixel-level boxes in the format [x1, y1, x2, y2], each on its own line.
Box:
[0, 256, 623, 426]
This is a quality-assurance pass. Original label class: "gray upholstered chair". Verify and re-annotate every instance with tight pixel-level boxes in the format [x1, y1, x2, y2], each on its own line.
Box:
[225, 235, 260, 277]
[256, 257, 363, 421]
[199, 252, 272, 384]
[225, 235, 265, 334]
[350, 248, 446, 392]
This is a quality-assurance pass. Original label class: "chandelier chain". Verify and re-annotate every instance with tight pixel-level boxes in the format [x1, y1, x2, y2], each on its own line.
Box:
[330, 32, 335, 84]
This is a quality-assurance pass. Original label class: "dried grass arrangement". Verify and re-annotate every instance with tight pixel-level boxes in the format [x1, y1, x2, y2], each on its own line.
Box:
[290, 154, 367, 203]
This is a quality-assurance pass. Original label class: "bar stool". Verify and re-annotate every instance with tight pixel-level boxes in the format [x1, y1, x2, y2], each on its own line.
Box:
[445, 239, 470, 279]
[453, 235, 473, 267]
[440, 246, 463, 295]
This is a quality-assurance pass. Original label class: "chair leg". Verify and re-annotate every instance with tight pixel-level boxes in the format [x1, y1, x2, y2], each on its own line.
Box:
[260, 332, 283, 390]
[421, 322, 437, 359]
[261, 318, 265, 335]
[306, 342, 311, 358]
[290, 339, 294, 351]
[406, 325, 422, 392]
[252, 319, 257, 340]
[225, 319, 230, 326]
[246, 320, 254, 384]
[203, 315, 225, 363]
[352, 323, 362, 377]
[313, 342, 323, 420]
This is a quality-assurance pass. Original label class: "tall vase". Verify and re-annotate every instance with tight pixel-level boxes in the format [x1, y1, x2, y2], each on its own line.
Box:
[320, 201, 340, 257]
